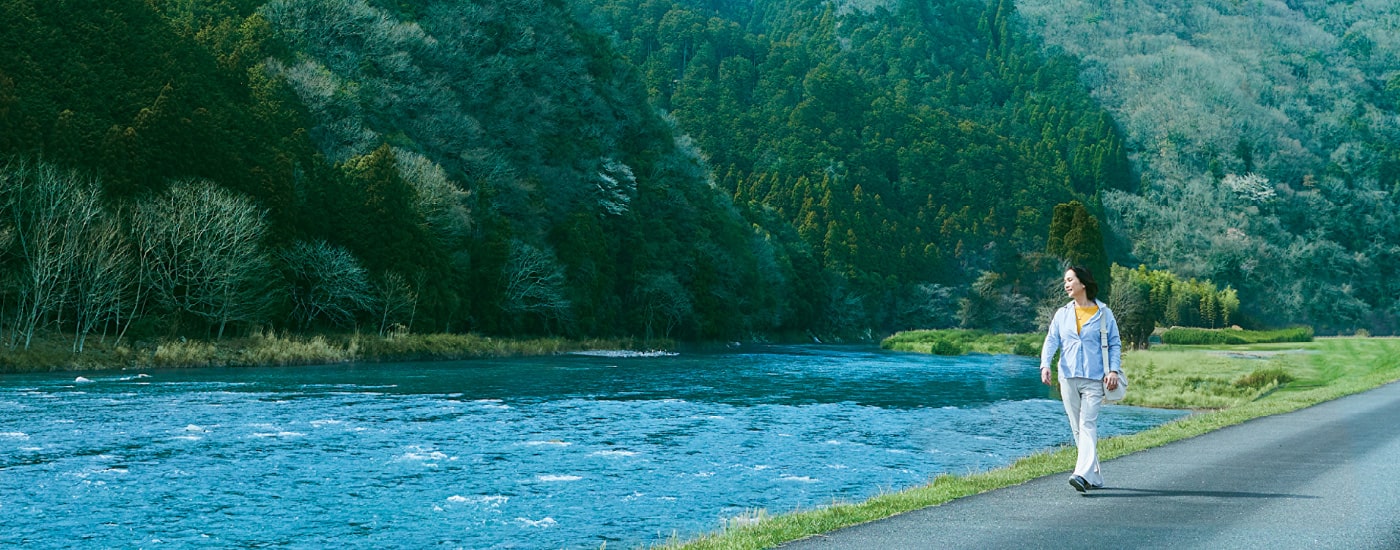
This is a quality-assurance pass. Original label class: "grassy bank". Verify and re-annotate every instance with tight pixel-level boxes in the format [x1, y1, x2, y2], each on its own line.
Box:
[663, 337, 1400, 549]
[0, 330, 670, 373]
[881, 329, 1042, 356]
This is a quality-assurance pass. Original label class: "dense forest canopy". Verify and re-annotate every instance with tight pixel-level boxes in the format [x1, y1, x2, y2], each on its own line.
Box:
[2, 0, 1397, 347]
[580, 0, 1135, 332]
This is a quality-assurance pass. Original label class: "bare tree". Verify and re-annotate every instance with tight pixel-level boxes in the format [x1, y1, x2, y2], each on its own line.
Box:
[373, 270, 417, 336]
[501, 240, 572, 330]
[0, 167, 15, 346]
[68, 198, 133, 352]
[1, 160, 102, 349]
[895, 283, 957, 330]
[131, 180, 273, 338]
[394, 148, 472, 242]
[281, 240, 374, 329]
[636, 271, 691, 339]
[0, 172, 15, 346]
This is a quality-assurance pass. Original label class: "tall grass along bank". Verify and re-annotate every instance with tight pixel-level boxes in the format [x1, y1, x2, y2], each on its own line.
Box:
[0, 330, 670, 373]
[665, 338, 1400, 549]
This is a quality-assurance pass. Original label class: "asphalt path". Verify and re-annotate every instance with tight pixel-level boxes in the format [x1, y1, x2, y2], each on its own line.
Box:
[781, 380, 1400, 550]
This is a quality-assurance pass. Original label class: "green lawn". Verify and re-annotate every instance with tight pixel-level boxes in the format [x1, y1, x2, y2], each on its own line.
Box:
[661, 337, 1400, 550]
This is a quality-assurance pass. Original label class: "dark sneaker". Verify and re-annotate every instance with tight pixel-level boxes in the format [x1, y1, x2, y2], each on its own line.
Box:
[1069, 475, 1089, 493]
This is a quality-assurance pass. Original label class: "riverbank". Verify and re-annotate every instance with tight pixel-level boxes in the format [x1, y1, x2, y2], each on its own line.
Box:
[0, 330, 671, 374]
[663, 337, 1400, 549]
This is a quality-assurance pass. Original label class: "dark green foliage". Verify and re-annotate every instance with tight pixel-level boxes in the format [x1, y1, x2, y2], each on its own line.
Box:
[585, 0, 1134, 333]
[248, 0, 802, 338]
[1047, 200, 1109, 298]
[0, 0, 307, 229]
[338, 145, 431, 274]
[1161, 327, 1314, 346]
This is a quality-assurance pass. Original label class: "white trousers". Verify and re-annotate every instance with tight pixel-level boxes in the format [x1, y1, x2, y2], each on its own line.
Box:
[1060, 376, 1104, 486]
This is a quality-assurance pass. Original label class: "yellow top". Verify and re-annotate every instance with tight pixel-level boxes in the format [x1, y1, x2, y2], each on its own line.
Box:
[1075, 305, 1099, 334]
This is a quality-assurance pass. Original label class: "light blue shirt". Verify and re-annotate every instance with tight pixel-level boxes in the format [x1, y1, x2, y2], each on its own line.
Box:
[1041, 299, 1122, 379]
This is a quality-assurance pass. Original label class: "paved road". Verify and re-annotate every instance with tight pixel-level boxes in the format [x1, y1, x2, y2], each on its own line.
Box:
[781, 381, 1400, 549]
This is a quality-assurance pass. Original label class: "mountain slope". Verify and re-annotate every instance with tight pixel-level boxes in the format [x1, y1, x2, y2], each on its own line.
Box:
[1, 0, 793, 339]
[1016, 0, 1400, 332]
[581, 0, 1134, 331]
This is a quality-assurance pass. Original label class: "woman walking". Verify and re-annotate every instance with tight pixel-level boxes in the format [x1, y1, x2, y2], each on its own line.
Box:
[1040, 266, 1123, 492]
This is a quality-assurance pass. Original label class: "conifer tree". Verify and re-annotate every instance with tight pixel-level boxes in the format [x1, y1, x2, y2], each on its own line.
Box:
[1047, 200, 1110, 300]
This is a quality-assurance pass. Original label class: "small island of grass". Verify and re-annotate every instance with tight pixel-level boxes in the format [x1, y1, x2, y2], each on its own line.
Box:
[881, 329, 1043, 356]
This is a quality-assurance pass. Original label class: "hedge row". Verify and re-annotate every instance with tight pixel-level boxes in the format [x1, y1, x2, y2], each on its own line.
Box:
[1160, 326, 1314, 345]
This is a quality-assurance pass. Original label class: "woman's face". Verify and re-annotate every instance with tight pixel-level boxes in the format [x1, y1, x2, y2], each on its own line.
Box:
[1064, 270, 1086, 300]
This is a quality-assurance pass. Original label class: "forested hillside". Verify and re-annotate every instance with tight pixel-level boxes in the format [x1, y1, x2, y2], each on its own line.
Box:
[1016, 0, 1400, 333]
[581, 0, 1133, 332]
[4, 0, 1397, 347]
[1, 0, 792, 342]
[249, 0, 798, 338]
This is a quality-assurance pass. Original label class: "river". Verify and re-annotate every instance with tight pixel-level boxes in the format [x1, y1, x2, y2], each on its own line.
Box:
[0, 345, 1186, 548]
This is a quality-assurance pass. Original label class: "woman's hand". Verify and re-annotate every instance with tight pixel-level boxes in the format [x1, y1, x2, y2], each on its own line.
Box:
[1105, 371, 1120, 390]
[1041, 367, 1053, 386]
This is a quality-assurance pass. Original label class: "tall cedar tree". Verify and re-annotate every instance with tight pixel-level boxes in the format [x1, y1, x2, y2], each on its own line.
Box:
[1047, 200, 1110, 300]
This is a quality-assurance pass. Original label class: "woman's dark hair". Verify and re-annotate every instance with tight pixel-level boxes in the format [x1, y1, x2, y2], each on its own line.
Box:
[1070, 265, 1098, 301]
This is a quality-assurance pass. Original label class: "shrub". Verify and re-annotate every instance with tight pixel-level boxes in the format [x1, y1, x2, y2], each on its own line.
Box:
[929, 339, 966, 356]
[1234, 367, 1294, 390]
[1160, 328, 1230, 345]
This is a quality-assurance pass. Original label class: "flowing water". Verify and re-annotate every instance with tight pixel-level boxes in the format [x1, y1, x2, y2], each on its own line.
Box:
[0, 345, 1186, 548]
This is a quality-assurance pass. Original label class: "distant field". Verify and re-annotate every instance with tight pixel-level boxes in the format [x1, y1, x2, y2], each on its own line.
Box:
[668, 337, 1400, 549]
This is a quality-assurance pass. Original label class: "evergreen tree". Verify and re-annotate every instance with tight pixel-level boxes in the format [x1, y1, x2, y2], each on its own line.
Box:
[1047, 200, 1110, 300]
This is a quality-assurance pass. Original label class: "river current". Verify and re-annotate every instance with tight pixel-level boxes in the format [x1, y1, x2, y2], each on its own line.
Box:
[0, 345, 1186, 548]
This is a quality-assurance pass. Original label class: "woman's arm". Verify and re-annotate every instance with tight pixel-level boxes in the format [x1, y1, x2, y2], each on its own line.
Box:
[1102, 308, 1124, 390]
[1040, 308, 1062, 385]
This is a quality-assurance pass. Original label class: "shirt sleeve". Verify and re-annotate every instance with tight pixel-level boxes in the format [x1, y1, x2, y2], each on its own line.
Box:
[1041, 308, 1061, 371]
